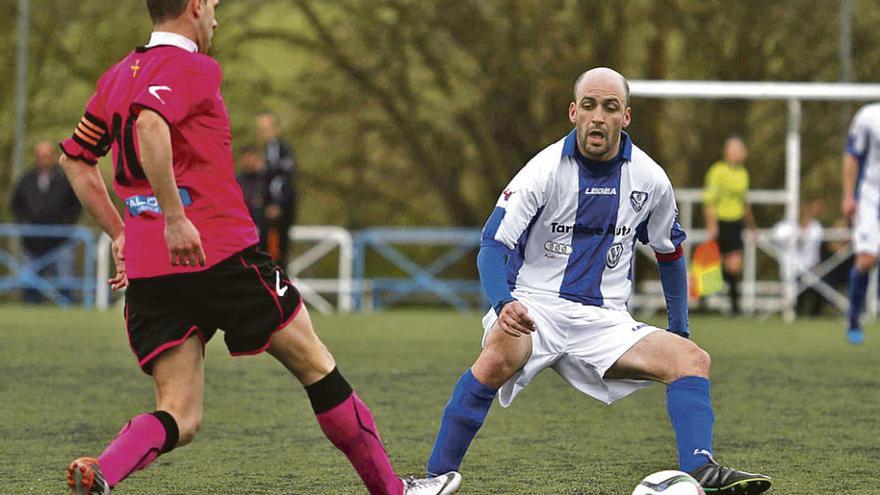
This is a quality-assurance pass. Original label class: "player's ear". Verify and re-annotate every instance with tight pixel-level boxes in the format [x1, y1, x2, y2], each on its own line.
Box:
[622, 107, 631, 129]
[189, 0, 205, 18]
[568, 102, 577, 124]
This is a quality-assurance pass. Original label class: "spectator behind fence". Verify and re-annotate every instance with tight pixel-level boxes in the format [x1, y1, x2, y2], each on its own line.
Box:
[771, 198, 825, 316]
[823, 217, 854, 293]
[703, 136, 756, 315]
[256, 112, 297, 265]
[235, 146, 268, 249]
[10, 141, 83, 303]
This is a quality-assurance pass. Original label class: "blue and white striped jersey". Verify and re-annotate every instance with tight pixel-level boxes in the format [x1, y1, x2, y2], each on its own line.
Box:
[847, 103, 880, 207]
[482, 130, 686, 311]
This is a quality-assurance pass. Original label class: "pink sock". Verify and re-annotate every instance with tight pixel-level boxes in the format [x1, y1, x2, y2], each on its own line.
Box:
[98, 413, 169, 486]
[316, 393, 403, 495]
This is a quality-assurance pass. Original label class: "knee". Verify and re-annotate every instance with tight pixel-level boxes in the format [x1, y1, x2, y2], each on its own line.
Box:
[473, 348, 525, 389]
[671, 345, 711, 382]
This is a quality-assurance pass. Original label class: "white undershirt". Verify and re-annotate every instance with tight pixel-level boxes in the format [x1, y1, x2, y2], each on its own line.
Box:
[145, 31, 197, 53]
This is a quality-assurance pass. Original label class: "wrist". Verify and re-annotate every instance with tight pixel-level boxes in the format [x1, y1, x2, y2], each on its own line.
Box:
[494, 297, 517, 316]
[164, 210, 186, 223]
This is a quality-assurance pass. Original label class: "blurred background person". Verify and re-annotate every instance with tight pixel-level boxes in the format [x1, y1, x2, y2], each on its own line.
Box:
[771, 198, 825, 316]
[256, 112, 298, 265]
[703, 136, 756, 315]
[236, 145, 268, 250]
[822, 217, 854, 295]
[841, 103, 880, 345]
[10, 141, 82, 303]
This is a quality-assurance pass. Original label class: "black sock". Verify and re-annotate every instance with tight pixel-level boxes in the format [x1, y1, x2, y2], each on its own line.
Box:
[304, 367, 354, 414]
[150, 410, 180, 454]
[726, 272, 740, 314]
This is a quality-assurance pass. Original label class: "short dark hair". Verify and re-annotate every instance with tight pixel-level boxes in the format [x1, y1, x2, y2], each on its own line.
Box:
[146, 0, 190, 24]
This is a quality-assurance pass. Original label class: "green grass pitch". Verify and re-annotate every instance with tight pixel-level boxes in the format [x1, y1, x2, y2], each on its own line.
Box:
[2, 306, 878, 494]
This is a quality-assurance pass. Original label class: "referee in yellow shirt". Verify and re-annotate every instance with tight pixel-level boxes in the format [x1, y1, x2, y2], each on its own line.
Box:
[703, 136, 756, 315]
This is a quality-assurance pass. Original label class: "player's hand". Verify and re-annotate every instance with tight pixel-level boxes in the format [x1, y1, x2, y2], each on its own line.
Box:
[108, 233, 128, 291]
[842, 194, 857, 222]
[164, 215, 206, 267]
[497, 301, 536, 337]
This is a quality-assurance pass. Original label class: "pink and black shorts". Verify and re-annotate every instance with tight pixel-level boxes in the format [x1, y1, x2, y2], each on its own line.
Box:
[124, 245, 303, 374]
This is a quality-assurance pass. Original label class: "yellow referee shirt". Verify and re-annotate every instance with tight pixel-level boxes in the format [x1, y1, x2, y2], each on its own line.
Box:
[703, 161, 749, 221]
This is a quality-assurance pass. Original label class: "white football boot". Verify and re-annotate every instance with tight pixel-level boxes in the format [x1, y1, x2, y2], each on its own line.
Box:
[402, 471, 462, 495]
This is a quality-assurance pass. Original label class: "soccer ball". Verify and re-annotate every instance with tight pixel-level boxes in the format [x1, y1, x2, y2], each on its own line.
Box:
[631, 470, 705, 495]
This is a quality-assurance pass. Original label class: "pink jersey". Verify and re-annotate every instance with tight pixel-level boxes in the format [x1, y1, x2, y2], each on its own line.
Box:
[60, 40, 259, 279]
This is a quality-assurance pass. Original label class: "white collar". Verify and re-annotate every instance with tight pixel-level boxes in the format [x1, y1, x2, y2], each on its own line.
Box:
[145, 31, 198, 53]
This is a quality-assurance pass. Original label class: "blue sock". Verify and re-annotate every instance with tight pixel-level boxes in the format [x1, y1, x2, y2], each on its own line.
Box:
[848, 267, 869, 329]
[667, 376, 715, 472]
[427, 369, 497, 475]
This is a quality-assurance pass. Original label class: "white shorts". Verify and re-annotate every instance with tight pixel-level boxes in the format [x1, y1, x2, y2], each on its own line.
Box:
[481, 291, 661, 407]
[853, 194, 880, 256]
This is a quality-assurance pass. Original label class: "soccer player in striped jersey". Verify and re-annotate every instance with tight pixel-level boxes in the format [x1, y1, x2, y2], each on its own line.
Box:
[842, 103, 880, 345]
[59, 1, 459, 494]
[426, 68, 771, 494]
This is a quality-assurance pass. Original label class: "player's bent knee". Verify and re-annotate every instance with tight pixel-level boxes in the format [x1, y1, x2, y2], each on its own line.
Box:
[676, 344, 711, 380]
[473, 346, 526, 389]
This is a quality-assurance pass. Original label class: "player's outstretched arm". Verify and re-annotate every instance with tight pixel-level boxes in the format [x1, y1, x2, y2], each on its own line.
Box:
[136, 109, 205, 267]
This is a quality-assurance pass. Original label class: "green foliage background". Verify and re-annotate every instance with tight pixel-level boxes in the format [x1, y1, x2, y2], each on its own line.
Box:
[3, 0, 880, 228]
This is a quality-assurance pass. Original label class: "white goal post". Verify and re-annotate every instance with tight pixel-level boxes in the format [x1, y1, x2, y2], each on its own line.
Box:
[630, 80, 880, 322]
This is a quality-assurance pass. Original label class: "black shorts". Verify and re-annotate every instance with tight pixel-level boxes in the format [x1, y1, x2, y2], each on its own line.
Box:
[124, 245, 302, 374]
[717, 220, 745, 254]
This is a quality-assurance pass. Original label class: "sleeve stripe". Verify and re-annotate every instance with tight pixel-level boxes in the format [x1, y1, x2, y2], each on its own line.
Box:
[80, 118, 105, 136]
[77, 123, 102, 141]
[82, 111, 108, 131]
[481, 206, 507, 242]
[655, 245, 684, 262]
[74, 128, 99, 146]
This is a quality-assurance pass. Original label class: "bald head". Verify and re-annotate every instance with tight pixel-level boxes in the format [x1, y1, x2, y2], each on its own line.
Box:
[33, 141, 56, 170]
[568, 67, 632, 161]
[573, 67, 630, 107]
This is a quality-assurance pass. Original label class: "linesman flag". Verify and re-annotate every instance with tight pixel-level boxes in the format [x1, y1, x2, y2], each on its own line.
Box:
[689, 240, 723, 300]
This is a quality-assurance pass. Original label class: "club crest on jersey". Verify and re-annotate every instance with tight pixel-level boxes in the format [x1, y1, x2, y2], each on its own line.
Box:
[605, 242, 624, 268]
[630, 191, 648, 212]
[502, 189, 515, 202]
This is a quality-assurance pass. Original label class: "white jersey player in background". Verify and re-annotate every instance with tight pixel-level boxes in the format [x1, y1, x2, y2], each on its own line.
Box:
[425, 67, 771, 495]
[841, 103, 880, 345]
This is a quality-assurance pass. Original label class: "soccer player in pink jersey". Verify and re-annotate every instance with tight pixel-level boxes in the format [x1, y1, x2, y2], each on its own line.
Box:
[58, 1, 460, 494]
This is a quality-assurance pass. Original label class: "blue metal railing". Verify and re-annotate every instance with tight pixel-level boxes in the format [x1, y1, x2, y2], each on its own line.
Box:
[353, 227, 485, 312]
[0, 224, 96, 307]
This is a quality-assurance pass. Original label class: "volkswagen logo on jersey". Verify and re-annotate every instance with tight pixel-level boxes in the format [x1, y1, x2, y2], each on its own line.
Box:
[605, 242, 624, 268]
[544, 241, 573, 256]
[630, 191, 648, 212]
